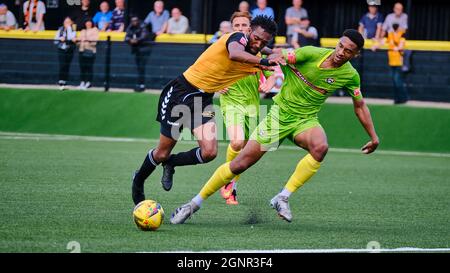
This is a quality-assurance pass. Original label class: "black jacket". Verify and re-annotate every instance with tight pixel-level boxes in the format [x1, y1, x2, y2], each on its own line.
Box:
[125, 23, 156, 54]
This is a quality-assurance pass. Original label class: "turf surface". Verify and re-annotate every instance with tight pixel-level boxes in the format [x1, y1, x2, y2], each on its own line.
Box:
[0, 88, 449, 253]
[0, 136, 449, 252]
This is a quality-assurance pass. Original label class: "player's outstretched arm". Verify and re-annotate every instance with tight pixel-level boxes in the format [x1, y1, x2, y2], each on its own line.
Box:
[352, 98, 380, 154]
[228, 42, 285, 66]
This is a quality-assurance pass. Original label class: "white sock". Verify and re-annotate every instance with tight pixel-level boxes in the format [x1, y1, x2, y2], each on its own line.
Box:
[232, 180, 237, 190]
[191, 194, 204, 207]
[279, 188, 292, 198]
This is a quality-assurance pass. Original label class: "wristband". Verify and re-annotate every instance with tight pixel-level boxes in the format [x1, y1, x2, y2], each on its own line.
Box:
[259, 58, 271, 66]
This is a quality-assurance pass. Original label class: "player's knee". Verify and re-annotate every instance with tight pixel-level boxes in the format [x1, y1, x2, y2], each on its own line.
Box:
[310, 143, 328, 161]
[231, 158, 251, 174]
[152, 148, 171, 163]
[200, 146, 217, 163]
[230, 140, 244, 151]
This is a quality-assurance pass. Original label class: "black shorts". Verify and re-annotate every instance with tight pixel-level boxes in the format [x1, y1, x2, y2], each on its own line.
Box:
[156, 75, 215, 140]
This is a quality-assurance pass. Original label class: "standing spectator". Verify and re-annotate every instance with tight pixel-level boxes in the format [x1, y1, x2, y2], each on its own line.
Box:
[0, 4, 17, 30]
[285, 0, 308, 45]
[144, 0, 169, 35]
[125, 16, 156, 92]
[382, 2, 408, 38]
[54, 17, 77, 90]
[110, 0, 125, 32]
[387, 23, 408, 104]
[93, 1, 112, 32]
[167, 7, 189, 34]
[291, 16, 318, 48]
[251, 0, 274, 19]
[23, 0, 46, 31]
[71, 0, 95, 31]
[78, 18, 99, 90]
[208, 21, 232, 43]
[238, 1, 250, 14]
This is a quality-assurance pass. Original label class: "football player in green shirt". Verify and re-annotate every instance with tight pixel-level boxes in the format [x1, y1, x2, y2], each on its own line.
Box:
[170, 29, 379, 224]
[219, 11, 284, 205]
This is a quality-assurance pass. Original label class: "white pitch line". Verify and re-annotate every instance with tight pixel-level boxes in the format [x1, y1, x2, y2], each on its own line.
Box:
[139, 247, 450, 253]
[1, 131, 449, 158]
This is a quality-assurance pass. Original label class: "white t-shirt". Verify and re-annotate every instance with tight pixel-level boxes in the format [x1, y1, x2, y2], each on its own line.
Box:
[0, 10, 17, 28]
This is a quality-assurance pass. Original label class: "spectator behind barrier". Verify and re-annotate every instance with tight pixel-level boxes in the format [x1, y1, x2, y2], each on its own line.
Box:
[291, 16, 318, 48]
[110, 0, 125, 32]
[0, 4, 17, 30]
[251, 0, 274, 19]
[23, 0, 46, 31]
[144, 0, 169, 35]
[125, 16, 156, 92]
[382, 2, 408, 38]
[285, 0, 308, 45]
[387, 23, 408, 104]
[77, 18, 99, 90]
[209, 21, 232, 43]
[238, 1, 250, 14]
[71, 0, 94, 31]
[54, 17, 77, 90]
[358, 0, 384, 51]
[167, 7, 189, 34]
[93, 1, 112, 32]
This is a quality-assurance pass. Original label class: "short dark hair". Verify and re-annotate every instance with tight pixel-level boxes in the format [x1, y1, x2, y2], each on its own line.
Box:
[250, 15, 277, 37]
[342, 29, 365, 50]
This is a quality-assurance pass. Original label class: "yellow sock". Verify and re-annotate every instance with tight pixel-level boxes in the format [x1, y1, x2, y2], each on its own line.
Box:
[226, 144, 240, 162]
[226, 144, 241, 181]
[285, 154, 321, 193]
[199, 162, 236, 199]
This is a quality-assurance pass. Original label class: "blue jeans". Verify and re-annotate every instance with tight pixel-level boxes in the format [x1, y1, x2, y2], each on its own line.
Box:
[390, 66, 409, 103]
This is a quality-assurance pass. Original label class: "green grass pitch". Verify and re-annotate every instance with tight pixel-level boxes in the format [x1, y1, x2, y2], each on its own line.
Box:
[0, 88, 449, 252]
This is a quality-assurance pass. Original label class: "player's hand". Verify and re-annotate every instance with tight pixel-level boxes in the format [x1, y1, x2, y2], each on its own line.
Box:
[267, 53, 286, 66]
[259, 75, 276, 93]
[218, 87, 229, 94]
[361, 139, 379, 154]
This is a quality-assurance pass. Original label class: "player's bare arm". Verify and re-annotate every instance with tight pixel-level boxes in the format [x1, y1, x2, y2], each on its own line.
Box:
[352, 97, 380, 154]
[227, 41, 285, 67]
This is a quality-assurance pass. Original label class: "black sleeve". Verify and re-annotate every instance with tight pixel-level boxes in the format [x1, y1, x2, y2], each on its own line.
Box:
[225, 32, 248, 52]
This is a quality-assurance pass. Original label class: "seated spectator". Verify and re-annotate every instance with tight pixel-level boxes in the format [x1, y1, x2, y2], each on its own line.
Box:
[285, 0, 308, 45]
[0, 4, 17, 30]
[78, 18, 99, 90]
[110, 0, 125, 32]
[23, 0, 46, 31]
[209, 21, 232, 43]
[71, 0, 95, 31]
[291, 16, 318, 48]
[54, 17, 77, 90]
[251, 0, 274, 19]
[382, 2, 408, 38]
[93, 1, 112, 32]
[144, 0, 170, 35]
[125, 16, 156, 92]
[238, 1, 250, 14]
[167, 7, 189, 34]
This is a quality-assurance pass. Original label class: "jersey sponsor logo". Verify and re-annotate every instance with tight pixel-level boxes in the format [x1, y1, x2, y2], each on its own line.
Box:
[202, 111, 215, 118]
[325, 78, 335, 84]
[239, 36, 248, 47]
[353, 88, 361, 97]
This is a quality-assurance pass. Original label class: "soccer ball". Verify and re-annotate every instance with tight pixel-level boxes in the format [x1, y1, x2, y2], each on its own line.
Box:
[133, 200, 164, 231]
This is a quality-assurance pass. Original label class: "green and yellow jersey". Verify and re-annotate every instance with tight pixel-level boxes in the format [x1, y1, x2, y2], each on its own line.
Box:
[275, 46, 362, 118]
[219, 72, 262, 118]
